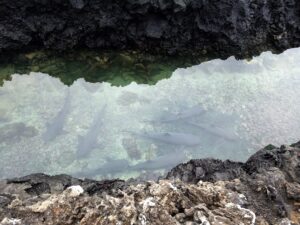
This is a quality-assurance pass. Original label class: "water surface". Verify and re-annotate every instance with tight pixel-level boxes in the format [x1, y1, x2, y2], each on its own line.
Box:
[0, 50, 198, 86]
[0, 48, 300, 180]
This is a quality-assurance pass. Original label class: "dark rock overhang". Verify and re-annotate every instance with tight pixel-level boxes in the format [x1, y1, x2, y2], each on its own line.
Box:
[1, 0, 300, 58]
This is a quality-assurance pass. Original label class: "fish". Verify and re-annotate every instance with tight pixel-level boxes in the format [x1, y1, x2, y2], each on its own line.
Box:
[74, 159, 130, 178]
[76, 104, 106, 158]
[42, 89, 71, 142]
[130, 151, 187, 171]
[186, 121, 237, 142]
[152, 105, 206, 123]
[131, 131, 201, 147]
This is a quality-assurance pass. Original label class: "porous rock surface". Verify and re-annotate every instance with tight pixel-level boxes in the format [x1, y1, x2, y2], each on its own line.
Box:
[1, 0, 300, 58]
[0, 142, 300, 224]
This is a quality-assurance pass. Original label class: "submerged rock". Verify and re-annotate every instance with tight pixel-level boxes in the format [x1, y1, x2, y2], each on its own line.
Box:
[0, 0, 300, 58]
[0, 141, 299, 224]
[0, 122, 38, 144]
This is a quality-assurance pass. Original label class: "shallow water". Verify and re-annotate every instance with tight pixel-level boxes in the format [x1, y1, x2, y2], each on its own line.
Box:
[0, 48, 300, 180]
[0, 50, 197, 86]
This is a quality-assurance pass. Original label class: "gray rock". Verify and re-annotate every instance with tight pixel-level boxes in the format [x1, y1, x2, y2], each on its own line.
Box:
[69, 0, 85, 9]
[0, 141, 300, 224]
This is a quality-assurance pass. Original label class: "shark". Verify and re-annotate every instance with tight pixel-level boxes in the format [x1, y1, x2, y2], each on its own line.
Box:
[186, 121, 238, 142]
[131, 131, 201, 147]
[150, 105, 206, 123]
[130, 151, 187, 171]
[42, 89, 71, 142]
[76, 104, 106, 158]
[73, 158, 130, 178]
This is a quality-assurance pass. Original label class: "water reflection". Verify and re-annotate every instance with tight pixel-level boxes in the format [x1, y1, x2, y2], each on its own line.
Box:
[0, 48, 300, 180]
[0, 50, 197, 86]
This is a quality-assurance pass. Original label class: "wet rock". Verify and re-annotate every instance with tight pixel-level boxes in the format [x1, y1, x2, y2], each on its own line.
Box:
[1, 0, 300, 58]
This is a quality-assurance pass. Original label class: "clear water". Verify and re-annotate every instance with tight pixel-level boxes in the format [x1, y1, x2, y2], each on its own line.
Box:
[0, 50, 198, 86]
[0, 48, 300, 180]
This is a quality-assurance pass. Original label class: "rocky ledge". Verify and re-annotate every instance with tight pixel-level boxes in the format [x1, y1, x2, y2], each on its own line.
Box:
[0, 142, 300, 225]
[1, 0, 300, 58]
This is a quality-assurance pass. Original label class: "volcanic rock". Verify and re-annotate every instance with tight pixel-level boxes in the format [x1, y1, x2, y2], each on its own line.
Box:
[0, 142, 299, 224]
[1, 0, 300, 58]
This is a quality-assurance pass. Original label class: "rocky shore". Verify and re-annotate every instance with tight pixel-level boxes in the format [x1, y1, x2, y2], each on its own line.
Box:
[0, 141, 299, 224]
[1, 0, 300, 58]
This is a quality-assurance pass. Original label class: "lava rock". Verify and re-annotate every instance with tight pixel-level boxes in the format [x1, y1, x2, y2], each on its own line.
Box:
[0, 142, 299, 224]
[0, 0, 300, 58]
[69, 0, 85, 9]
[166, 158, 244, 183]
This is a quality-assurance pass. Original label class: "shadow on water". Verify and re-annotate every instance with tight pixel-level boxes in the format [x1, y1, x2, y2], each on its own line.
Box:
[0, 50, 205, 86]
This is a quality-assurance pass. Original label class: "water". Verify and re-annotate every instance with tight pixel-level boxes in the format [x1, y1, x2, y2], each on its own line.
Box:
[0, 48, 300, 180]
[0, 50, 198, 86]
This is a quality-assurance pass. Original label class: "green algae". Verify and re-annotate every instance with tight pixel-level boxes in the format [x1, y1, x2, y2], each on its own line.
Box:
[0, 50, 201, 86]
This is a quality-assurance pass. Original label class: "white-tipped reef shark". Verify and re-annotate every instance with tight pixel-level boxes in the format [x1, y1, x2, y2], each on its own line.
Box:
[42, 89, 71, 142]
[151, 105, 207, 123]
[130, 131, 201, 147]
[76, 104, 106, 158]
[130, 150, 187, 171]
[73, 158, 130, 178]
[187, 121, 238, 142]
[74, 151, 187, 178]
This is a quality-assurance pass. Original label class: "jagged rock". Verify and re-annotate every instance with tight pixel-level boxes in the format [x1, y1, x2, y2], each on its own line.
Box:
[286, 182, 300, 200]
[0, 142, 299, 224]
[166, 158, 244, 183]
[0, 180, 256, 225]
[69, 0, 85, 9]
[1, 0, 300, 58]
[167, 143, 300, 224]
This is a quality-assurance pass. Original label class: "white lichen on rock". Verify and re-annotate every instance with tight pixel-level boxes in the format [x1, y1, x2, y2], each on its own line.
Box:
[0, 218, 21, 225]
[65, 185, 84, 197]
